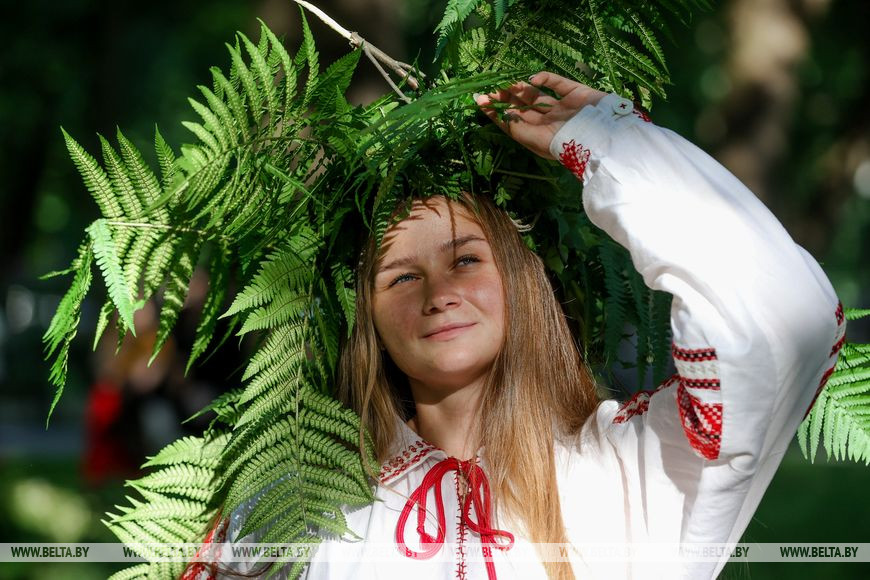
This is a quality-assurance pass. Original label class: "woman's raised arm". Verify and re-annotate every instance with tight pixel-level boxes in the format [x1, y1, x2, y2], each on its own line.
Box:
[479, 72, 844, 578]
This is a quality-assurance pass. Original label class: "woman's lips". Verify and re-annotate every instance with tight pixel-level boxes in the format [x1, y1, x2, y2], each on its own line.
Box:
[423, 322, 476, 340]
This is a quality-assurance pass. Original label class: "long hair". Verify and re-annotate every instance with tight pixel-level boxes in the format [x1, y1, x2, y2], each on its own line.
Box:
[338, 193, 599, 580]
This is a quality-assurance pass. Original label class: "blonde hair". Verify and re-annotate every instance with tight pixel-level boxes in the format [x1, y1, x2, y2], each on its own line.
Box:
[338, 193, 598, 580]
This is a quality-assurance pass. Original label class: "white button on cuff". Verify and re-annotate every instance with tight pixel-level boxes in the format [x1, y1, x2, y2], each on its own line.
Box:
[612, 97, 634, 116]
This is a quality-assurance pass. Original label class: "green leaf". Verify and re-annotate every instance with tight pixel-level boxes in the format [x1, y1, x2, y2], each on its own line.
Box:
[43, 242, 93, 424]
[298, 11, 319, 107]
[87, 219, 137, 334]
[62, 128, 123, 218]
[332, 263, 356, 338]
[435, 0, 480, 58]
[150, 238, 202, 365]
[186, 244, 231, 374]
[100, 134, 142, 218]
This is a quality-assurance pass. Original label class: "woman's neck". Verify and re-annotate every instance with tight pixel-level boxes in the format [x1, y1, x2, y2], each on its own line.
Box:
[406, 378, 484, 460]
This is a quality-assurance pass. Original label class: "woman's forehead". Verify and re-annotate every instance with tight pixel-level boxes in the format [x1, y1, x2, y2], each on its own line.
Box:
[378, 198, 487, 260]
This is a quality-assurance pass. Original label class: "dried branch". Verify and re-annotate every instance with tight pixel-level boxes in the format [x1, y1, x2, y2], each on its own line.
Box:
[292, 0, 422, 96]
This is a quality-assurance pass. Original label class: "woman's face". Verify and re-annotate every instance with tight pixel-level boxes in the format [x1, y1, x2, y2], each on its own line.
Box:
[372, 197, 506, 394]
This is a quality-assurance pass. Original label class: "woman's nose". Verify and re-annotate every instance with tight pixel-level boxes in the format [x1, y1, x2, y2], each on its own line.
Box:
[423, 276, 461, 313]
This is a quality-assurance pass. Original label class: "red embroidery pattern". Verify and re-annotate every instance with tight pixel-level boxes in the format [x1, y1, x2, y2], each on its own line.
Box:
[804, 302, 847, 419]
[830, 335, 846, 357]
[612, 375, 678, 423]
[677, 384, 723, 460]
[379, 440, 439, 483]
[681, 378, 721, 390]
[558, 140, 591, 181]
[454, 471, 468, 580]
[673, 344, 722, 460]
[672, 346, 717, 362]
[632, 108, 652, 122]
[181, 517, 229, 580]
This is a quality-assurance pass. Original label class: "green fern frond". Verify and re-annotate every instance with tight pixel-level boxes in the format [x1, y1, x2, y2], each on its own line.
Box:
[187, 244, 231, 374]
[43, 242, 93, 424]
[154, 126, 177, 193]
[100, 134, 144, 218]
[436, 0, 481, 57]
[130, 464, 217, 502]
[210, 66, 250, 142]
[298, 11, 319, 107]
[224, 244, 317, 318]
[116, 129, 165, 221]
[150, 237, 202, 364]
[239, 31, 279, 125]
[62, 128, 123, 218]
[799, 310, 870, 464]
[107, 563, 151, 580]
[142, 432, 229, 469]
[598, 237, 628, 363]
[227, 41, 262, 124]
[87, 219, 137, 333]
[846, 308, 870, 320]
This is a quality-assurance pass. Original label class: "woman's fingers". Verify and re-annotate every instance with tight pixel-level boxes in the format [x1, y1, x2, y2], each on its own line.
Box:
[508, 82, 542, 106]
[476, 92, 547, 126]
[529, 71, 583, 97]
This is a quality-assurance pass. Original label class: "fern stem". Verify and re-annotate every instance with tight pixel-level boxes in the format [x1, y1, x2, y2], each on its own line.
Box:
[364, 46, 411, 104]
[293, 0, 422, 90]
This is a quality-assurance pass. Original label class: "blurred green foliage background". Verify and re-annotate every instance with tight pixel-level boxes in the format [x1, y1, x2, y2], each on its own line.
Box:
[0, 1, 867, 578]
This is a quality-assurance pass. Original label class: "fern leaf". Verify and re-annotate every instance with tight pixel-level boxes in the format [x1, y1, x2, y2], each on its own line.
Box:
[211, 66, 250, 142]
[62, 128, 123, 218]
[312, 49, 361, 114]
[154, 126, 177, 193]
[116, 129, 164, 222]
[150, 238, 202, 364]
[188, 96, 231, 152]
[186, 244, 231, 374]
[107, 563, 151, 580]
[626, 7, 668, 70]
[240, 31, 279, 126]
[598, 238, 628, 363]
[236, 287, 312, 336]
[227, 41, 262, 122]
[298, 11, 319, 107]
[87, 219, 137, 333]
[223, 247, 314, 318]
[241, 320, 307, 382]
[92, 297, 115, 350]
[100, 134, 143, 218]
[331, 263, 356, 338]
[43, 242, 93, 423]
[436, 0, 480, 57]
[143, 433, 229, 469]
[586, 0, 619, 92]
[846, 308, 870, 320]
[110, 496, 208, 523]
[259, 19, 298, 117]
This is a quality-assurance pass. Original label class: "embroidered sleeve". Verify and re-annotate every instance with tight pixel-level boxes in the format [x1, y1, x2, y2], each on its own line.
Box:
[552, 95, 842, 577]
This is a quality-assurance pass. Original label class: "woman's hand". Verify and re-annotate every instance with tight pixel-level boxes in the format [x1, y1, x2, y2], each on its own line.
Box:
[475, 71, 607, 160]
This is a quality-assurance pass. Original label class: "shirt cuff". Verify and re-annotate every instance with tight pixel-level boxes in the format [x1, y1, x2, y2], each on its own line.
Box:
[548, 93, 643, 173]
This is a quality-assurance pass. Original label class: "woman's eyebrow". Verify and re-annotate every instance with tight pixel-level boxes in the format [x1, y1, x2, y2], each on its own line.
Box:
[376, 234, 487, 273]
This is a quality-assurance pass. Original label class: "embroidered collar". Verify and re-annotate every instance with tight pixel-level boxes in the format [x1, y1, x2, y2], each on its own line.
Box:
[378, 417, 445, 484]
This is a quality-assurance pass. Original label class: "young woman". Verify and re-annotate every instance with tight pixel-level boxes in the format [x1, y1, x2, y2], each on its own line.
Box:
[206, 72, 844, 579]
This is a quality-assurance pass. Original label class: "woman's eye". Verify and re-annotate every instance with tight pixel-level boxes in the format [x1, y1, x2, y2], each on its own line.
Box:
[455, 255, 480, 267]
[389, 273, 416, 287]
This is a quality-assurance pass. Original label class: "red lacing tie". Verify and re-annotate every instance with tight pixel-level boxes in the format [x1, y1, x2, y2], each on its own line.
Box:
[395, 457, 514, 580]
